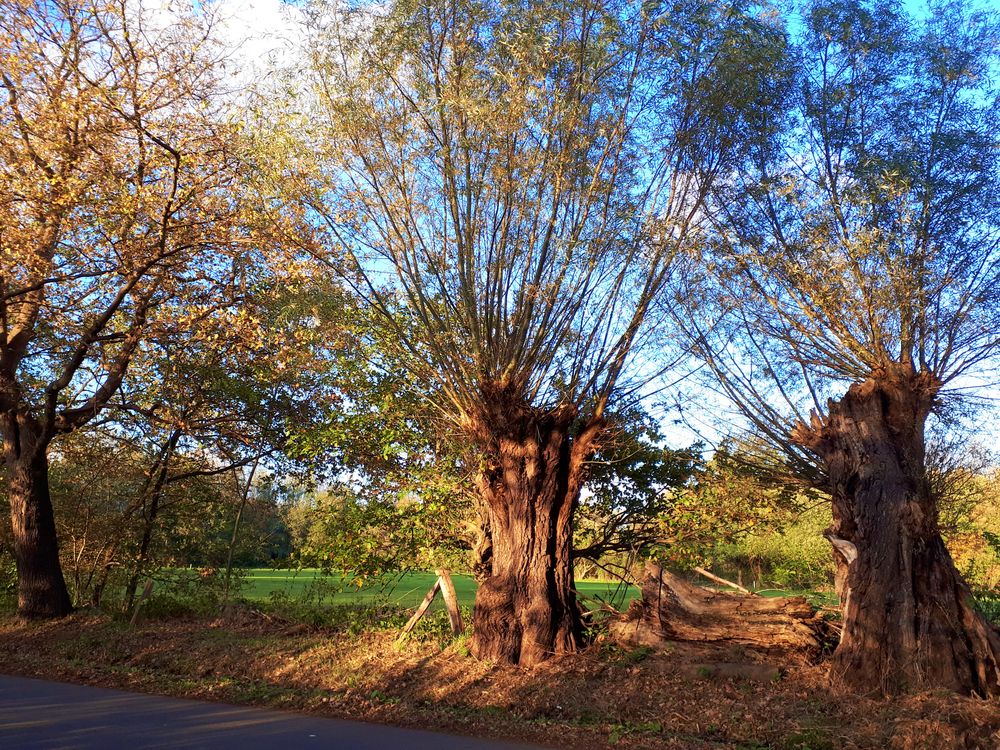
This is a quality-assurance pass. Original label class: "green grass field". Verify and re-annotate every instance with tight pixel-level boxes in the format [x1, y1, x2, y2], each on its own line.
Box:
[240, 568, 639, 611]
[238, 568, 837, 612]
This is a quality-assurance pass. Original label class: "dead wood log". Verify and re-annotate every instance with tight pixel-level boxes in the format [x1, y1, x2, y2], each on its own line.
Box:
[611, 563, 831, 658]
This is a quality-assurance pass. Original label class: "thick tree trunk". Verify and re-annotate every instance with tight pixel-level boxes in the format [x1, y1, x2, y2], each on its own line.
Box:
[793, 364, 1000, 696]
[3, 416, 72, 618]
[468, 394, 594, 666]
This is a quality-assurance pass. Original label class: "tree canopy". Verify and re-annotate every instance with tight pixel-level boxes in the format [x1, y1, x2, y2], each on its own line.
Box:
[302, 0, 789, 426]
[675, 0, 1000, 471]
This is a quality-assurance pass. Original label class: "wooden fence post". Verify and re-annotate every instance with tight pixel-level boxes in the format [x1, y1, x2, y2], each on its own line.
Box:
[396, 570, 466, 642]
[129, 579, 155, 627]
[436, 569, 465, 636]
[397, 578, 441, 642]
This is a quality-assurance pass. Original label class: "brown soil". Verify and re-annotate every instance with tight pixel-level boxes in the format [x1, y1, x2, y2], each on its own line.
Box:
[1, 609, 998, 749]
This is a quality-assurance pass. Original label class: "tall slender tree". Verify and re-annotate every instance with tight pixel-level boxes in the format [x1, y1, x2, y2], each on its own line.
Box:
[0, 0, 297, 616]
[302, 0, 788, 664]
[677, 0, 1000, 695]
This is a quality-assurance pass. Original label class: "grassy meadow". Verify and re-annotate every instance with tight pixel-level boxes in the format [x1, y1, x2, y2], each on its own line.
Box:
[240, 568, 640, 611]
[237, 568, 838, 613]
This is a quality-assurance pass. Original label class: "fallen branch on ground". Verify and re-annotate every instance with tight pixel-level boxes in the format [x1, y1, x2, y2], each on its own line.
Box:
[610, 563, 833, 660]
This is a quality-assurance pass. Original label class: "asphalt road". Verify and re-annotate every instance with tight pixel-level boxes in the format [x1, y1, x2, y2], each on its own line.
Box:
[0, 675, 543, 749]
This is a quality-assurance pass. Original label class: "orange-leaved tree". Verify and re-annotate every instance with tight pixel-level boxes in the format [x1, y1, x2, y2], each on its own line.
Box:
[0, 0, 304, 617]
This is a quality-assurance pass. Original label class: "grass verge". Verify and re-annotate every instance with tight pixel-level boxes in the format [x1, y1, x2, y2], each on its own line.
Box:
[1, 601, 998, 749]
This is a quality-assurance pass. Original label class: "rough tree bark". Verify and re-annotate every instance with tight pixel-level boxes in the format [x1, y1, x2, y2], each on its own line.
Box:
[612, 563, 830, 657]
[793, 363, 1000, 696]
[2, 413, 72, 618]
[468, 386, 600, 666]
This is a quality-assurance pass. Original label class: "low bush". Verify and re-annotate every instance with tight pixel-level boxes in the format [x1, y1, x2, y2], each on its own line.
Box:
[973, 591, 1000, 626]
[249, 576, 471, 647]
[0, 550, 16, 609]
[706, 505, 834, 591]
[137, 568, 241, 619]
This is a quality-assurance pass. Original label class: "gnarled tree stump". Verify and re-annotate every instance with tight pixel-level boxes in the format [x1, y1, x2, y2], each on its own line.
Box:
[611, 564, 832, 659]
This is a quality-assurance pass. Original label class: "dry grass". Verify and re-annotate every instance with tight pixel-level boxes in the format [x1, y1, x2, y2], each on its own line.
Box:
[1, 608, 998, 749]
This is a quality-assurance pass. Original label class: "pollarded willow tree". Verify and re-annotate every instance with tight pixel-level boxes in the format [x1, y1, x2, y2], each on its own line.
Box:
[302, 0, 788, 664]
[0, 0, 302, 617]
[676, 0, 1000, 695]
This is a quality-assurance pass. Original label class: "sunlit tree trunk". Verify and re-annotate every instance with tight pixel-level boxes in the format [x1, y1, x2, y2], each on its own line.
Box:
[469, 390, 598, 666]
[302, 0, 780, 667]
[2, 414, 72, 618]
[795, 364, 1000, 696]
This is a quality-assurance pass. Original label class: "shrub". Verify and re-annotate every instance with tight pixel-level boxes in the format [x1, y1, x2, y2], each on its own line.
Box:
[973, 591, 1000, 626]
[0, 550, 16, 608]
[707, 505, 834, 591]
[137, 569, 235, 619]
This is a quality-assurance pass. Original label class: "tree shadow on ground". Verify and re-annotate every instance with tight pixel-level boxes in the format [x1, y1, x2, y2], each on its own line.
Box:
[1, 610, 999, 749]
